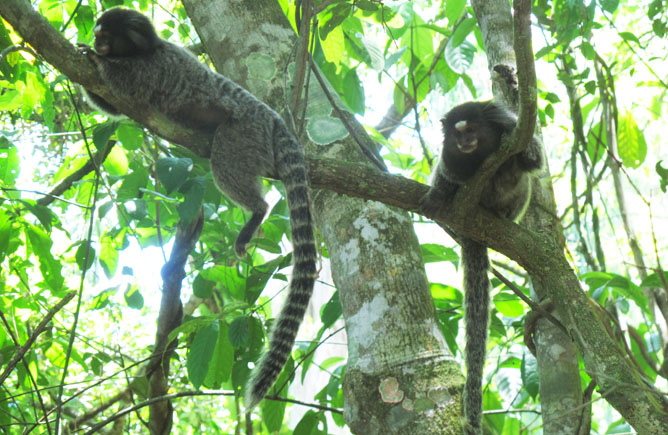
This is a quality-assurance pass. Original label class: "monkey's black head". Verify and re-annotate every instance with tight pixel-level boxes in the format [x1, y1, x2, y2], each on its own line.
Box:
[93, 8, 161, 57]
[441, 101, 514, 157]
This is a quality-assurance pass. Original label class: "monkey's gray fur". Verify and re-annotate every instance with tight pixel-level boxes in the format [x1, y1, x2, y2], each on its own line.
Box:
[420, 101, 542, 434]
[78, 8, 316, 411]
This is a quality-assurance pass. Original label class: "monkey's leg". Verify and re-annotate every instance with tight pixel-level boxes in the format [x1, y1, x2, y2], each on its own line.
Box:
[210, 125, 270, 257]
[517, 136, 543, 171]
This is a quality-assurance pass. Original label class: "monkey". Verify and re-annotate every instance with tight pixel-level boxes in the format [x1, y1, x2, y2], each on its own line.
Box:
[77, 8, 317, 411]
[420, 101, 543, 434]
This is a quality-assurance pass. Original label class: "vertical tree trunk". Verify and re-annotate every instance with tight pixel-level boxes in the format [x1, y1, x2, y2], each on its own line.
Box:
[182, 1, 464, 432]
[470, 1, 584, 433]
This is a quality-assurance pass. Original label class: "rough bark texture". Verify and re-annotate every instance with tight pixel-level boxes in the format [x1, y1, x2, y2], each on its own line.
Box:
[181, 1, 462, 433]
[147, 215, 203, 434]
[471, 1, 584, 432]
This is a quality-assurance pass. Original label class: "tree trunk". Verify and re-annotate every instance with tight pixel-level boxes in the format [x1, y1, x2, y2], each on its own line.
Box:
[470, 1, 585, 432]
[181, 0, 463, 432]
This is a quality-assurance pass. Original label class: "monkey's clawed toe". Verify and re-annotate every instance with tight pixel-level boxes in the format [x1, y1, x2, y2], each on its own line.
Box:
[234, 241, 248, 258]
[76, 43, 92, 55]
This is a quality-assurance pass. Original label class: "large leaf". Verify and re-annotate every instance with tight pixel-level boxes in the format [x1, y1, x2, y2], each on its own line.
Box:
[156, 157, 193, 194]
[187, 321, 219, 389]
[617, 112, 647, 168]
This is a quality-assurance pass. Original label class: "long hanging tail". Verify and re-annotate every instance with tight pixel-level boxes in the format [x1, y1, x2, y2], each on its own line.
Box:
[461, 238, 490, 434]
[244, 119, 317, 411]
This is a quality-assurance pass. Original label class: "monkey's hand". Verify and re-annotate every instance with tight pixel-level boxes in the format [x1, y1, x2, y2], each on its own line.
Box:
[419, 178, 458, 217]
[76, 43, 94, 55]
[76, 43, 103, 67]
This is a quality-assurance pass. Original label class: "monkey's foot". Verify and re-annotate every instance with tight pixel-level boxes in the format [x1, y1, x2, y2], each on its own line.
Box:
[234, 241, 248, 258]
[419, 190, 446, 217]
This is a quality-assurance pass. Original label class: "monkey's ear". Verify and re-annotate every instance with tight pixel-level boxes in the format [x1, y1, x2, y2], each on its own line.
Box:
[126, 16, 158, 52]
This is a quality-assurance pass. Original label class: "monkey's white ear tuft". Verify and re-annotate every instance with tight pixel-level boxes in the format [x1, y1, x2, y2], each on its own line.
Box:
[455, 120, 468, 132]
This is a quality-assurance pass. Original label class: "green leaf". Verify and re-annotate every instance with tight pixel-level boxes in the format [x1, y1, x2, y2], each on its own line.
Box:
[618, 31, 640, 45]
[25, 225, 64, 292]
[91, 121, 118, 150]
[400, 14, 433, 63]
[430, 283, 460, 301]
[203, 265, 245, 300]
[321, 291, 341, 328]
[655, 161, 668, 193]
[354, 0, 379, 12]
[261, 394, 287, 431]
[520, 352, 539, 398]
[103, 145, 128, 176]
[203, 321, 234, 387]
[383, 46, 407, 70]
[445, 40, 475, 74]
[246, 256, 284, 303]
[0, 212, 13, 263]
[421, 244, 459, 264]
[586, 122, 606, 165]
[320, 4, 351, 41]
[294, 410, 319, 435]
[0, 137, 19, 187]
[90, 287, 117, 310]
[493, 293, 525, 317]
[156, 157, 193, 194]
[177, 176, 206, 225]
[360, 35, 384, 71]
[342, 68, 365, 114]
[261, 356, 293, 429]
[116, 124, 143, 150]
[229, 316, 250, 348]
[653, 19, 666, 38]
[617, 112, 647, 168]
[582, 272, 647, 308]
[20, 201, 57, 232]
[649, 0, 663, 19]
[445, 0, 466, 24]
[641, 271, 668, 289]
[187, 321, 219, 389]
[75, 240, 95, 272]
[99, 232, 119, 279]
[598, 0, 619, 13]
[117, 168, 149, 200]
[193, 273, 215, 298]
[0, 90, 21, 111]
[320, 24, 344, 63]
[124, 199, 148, 221]
[451, 17, 476, 47]
[124, 285, 144, 309]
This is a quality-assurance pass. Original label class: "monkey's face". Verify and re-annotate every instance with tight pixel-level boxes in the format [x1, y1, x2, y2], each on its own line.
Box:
[452, 120, 480, 153]
[93, 26, 113, 56]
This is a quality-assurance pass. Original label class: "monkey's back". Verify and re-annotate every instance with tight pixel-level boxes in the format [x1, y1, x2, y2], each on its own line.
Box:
[95, 40, 268, 132]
